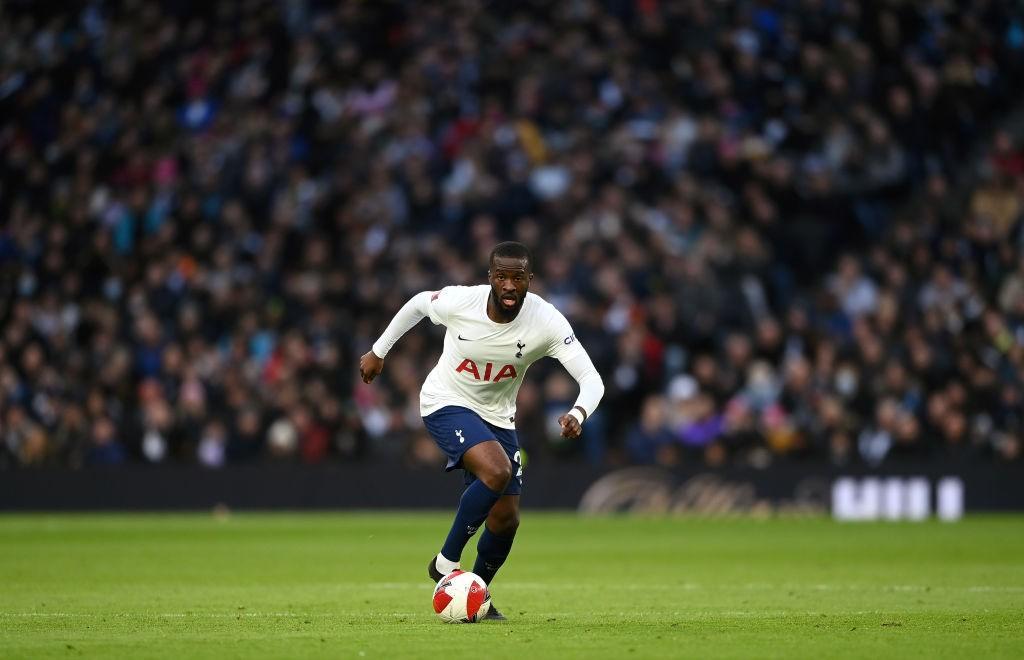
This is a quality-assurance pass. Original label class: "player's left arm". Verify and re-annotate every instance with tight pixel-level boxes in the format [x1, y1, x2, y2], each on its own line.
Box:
[557, 350, 604, 439]
[546, 311, 605, 439]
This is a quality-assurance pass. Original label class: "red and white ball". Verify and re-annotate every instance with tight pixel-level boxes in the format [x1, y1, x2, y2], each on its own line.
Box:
[432, 570, 491, 623]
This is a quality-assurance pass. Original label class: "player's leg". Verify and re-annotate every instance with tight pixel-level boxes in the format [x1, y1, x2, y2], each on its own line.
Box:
[472, 427, 521, 621]
[472, 494, 519, 585]
[432, 440, 512, 576]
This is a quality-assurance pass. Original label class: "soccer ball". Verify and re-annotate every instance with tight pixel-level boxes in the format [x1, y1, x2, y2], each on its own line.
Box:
[432, 570, 492, 623]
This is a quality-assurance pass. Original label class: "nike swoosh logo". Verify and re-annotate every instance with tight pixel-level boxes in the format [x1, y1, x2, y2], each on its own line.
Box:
[458, 335, 474, 341]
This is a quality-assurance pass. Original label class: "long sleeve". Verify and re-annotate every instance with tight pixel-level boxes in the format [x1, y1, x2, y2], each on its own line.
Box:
[559, 350, 605, 420]
[371, 291, 435, 358]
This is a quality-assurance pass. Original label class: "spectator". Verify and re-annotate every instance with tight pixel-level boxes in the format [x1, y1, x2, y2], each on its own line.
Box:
[0, 0, 1022, 471]
[625, 395, 674, 465]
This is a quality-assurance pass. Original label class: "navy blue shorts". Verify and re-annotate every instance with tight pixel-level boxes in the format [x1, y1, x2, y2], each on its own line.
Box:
[422, 406, 522, 495]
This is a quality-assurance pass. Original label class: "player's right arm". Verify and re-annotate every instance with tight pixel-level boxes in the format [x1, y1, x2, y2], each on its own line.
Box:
[359, 289, 453, 384]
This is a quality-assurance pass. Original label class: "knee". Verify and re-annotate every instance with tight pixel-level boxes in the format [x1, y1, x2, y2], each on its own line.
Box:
[478, 459, 512, 493]
[493, 509, 519, 536]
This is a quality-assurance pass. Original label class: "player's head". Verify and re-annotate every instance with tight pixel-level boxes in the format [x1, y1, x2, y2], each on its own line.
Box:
[487, 242, 533, 319]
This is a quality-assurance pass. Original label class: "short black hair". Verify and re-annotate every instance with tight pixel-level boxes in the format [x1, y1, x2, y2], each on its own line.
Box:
[489, 241, 533, 272]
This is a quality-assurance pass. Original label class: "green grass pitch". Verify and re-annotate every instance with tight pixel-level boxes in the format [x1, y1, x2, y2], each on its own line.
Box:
[1, 513, 1022, 659]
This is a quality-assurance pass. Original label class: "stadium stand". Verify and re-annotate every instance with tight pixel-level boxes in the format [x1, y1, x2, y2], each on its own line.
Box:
[1, 0, 1023, 469]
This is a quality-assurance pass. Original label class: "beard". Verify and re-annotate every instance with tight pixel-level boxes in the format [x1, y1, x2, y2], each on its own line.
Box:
[490, 288, 524, 317]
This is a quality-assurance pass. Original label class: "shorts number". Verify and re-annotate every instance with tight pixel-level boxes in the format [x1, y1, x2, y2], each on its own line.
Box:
[513, 451, 523, 478]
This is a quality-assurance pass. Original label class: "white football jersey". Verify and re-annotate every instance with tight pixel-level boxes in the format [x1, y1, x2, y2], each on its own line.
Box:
[419, 285, 584, 428]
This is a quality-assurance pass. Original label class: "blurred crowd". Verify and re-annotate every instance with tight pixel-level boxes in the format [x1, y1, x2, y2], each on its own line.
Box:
[2, 0, 1024, 470]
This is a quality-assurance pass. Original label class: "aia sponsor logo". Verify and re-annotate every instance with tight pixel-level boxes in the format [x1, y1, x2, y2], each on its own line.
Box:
[455, 359, 517, 382]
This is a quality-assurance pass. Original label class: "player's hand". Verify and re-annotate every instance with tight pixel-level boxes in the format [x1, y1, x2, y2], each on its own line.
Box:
[359, 351, 384, 384]
[557, 413, 582, 439]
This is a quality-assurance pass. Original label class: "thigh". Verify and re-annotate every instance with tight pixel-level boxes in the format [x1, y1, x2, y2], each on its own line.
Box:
[464, 426, 523, 496]
[461, 440, 512, 478]
[423, 406, 498, 472]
